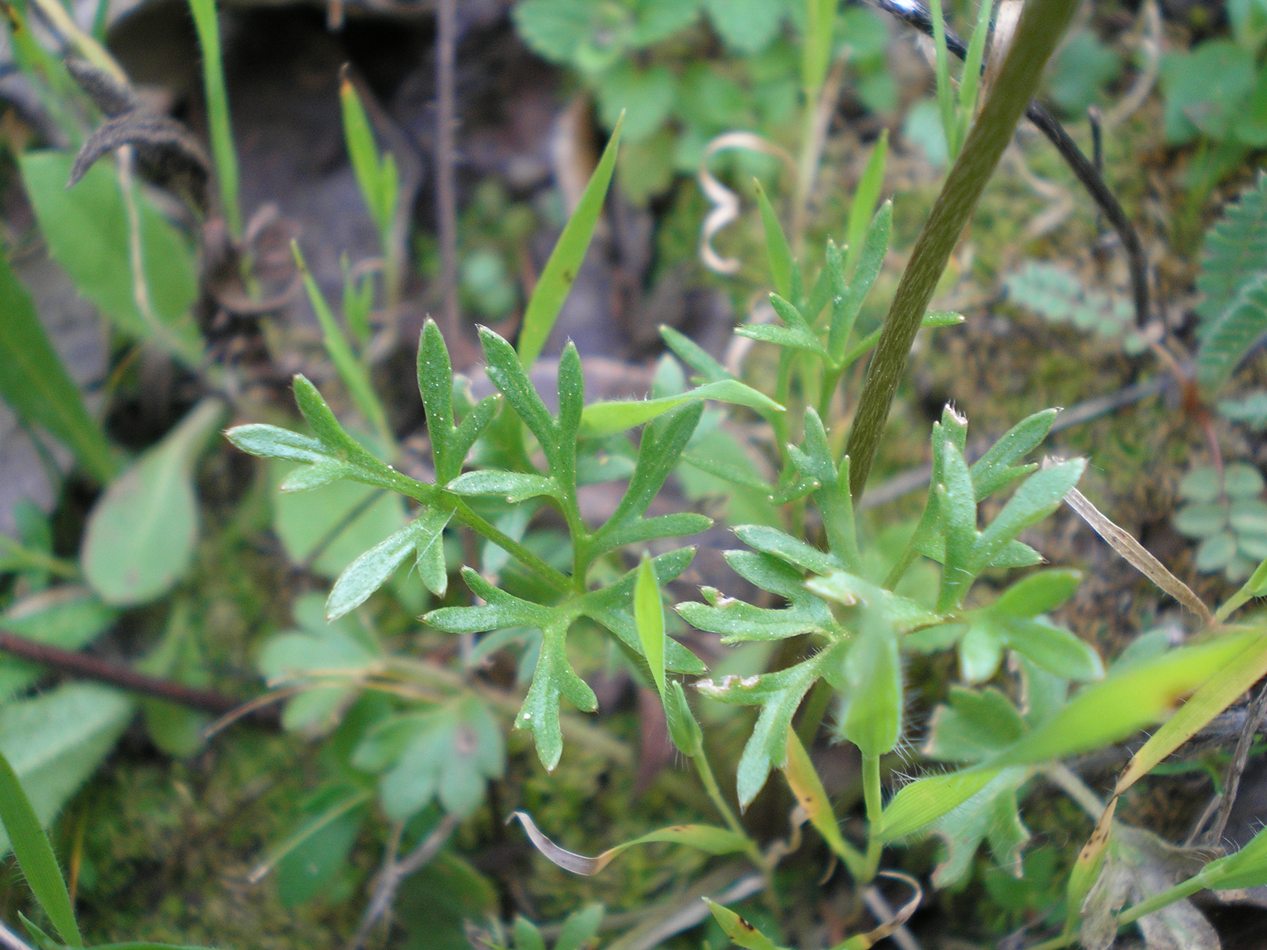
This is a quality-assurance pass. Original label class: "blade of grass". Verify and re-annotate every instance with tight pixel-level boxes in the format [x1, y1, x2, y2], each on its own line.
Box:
[188, 0, 242, 240]
[517, 116, 623, 369]
[0, 749, 82, 947]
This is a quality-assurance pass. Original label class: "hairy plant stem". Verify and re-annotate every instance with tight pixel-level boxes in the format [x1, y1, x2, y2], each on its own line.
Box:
[861, 751, 885, 882]
[846, 0, 1081, 498]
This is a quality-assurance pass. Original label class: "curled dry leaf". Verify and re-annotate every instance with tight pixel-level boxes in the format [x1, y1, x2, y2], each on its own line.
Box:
[697, 131, 795, 276]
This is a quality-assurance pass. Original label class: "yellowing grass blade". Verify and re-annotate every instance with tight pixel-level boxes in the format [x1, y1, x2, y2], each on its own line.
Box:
[1113, 626, 1267, 798]
[782, 729, 865, 878]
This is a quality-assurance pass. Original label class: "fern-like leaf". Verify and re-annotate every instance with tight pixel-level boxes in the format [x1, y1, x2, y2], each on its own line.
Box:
[1197, 172, 1267, 328]
[1197, 274, 1267, 392]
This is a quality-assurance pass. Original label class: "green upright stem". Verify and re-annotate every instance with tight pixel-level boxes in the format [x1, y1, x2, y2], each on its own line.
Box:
[861, 751, 884, 882]
[693, 749, 778, 916]
[846, 0, 1080, 498]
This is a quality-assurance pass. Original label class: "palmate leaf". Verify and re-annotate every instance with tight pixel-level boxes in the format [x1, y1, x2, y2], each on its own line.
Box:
[578, 547, 707, 677]
[427, 550, 704, 769]
[677, 551, 837, 643]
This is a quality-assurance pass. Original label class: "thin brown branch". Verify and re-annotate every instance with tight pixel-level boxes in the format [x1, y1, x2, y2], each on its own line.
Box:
[0, 628, 280, 729]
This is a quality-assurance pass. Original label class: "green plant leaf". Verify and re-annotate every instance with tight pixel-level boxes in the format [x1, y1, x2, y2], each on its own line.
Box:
[995, 617, 1103, 682]
[519, 619, 599, 770]
[754, 179, 794, 299]
[880, 766, 1000, 842]
[697, 644, 844, 809]
[325, 507, 452, 619]
[417, 319, 499, 484]
[224, 425, 331, 466]
[1199, 820, 1267, 890]
[0, 683, 134, 856]
[634, 556, 666, 698]
[512, 0, 598, 64]
[427, 567, 556, 633]
[0, 253, 117, 483]
[447, 470, 561, 503]
[660, 324, 730, 383]
[518, 117, 622, 368]
[830, 200, 892, 360]
[704, 0, 784, 53]
[781, 728, 865, 877]
[0, 748, 82, 946]
[339, 72, 393, 238]
[1198, 173, 1267, 324]
[970, 408, 1059, 499]
[704, 898, 787, 950]
[990, 569, 1082, 617]
[595, 63, 675, 142]
[19, 150, 201, 365]
[925, 687, 1027, 763]
[838, 608, 903, 756]
[928, 767, 1031, 889]
[258, 595, 381, 733]
[81, 399, 226, 605]
[271, 467, 407, 580]
[481, 326, 558, 450]
[580, 378, 782, 438]
[843, 130, 889, 276]
[265, 783, 370, 908]
[555, 903, 605, 950]
[664, 680, 703, 758]
[587, 404, 706, 558]
[970, 458, 1085, 571]
[579, 547, 707, 676]
[357, 697, 504, 820]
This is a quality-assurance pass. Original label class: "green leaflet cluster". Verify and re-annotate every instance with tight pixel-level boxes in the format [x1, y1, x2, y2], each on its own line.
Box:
[679, 405, 1094, 811]
[227, 319, 797, 771]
